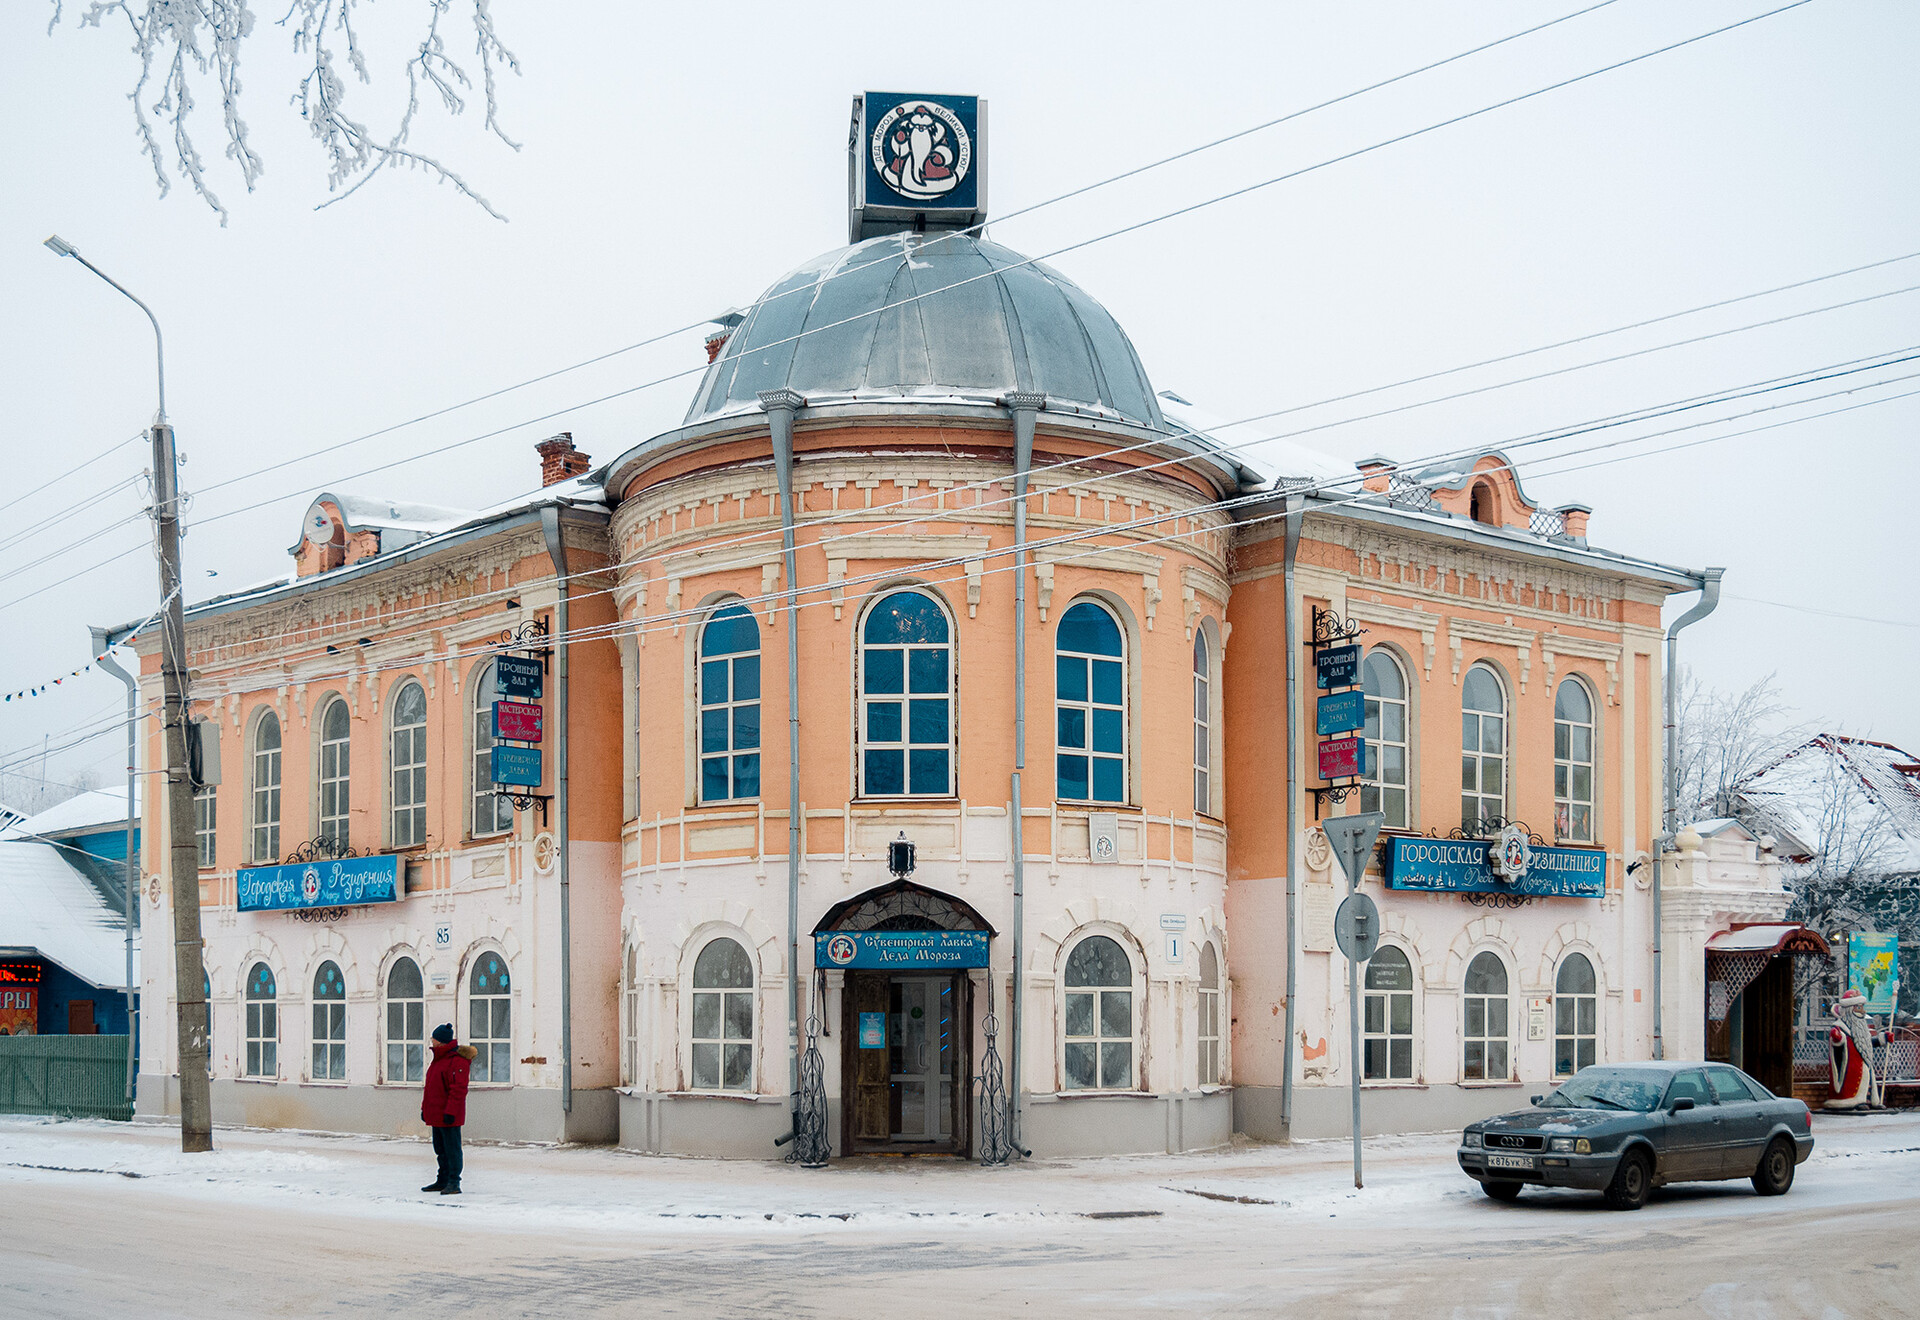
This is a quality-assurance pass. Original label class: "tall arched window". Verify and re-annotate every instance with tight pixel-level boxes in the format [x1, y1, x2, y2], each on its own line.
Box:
[317, 697, 351, 846]
[699, 604, 762, 802]
[386, 957, 425, 1083]
[468, 952, 512, 1084]
[691, 937, 754, 1091]
[1063, 934, 1133, 1090]
[471, 661, 515, 838]
[1193, 632, 1211, 815]
[1554, 678, 1596, 842]
[1056, 601, 1126, 804]
[251, 712, 281, 862]
[311, 961, 346, 1081]
[1197, 943, 1221, 1086]
[1463, 952, 1509, 1081]
[1363, 946, 1415, 1081]
[1362, 650, 1409, 829]
[390, 680, 428, 847]
[1555, 953, 1598, 1076]
[858, 590, 953, 797]
[245, 962, 277, 1078]
[1461, 665, 1506, 830]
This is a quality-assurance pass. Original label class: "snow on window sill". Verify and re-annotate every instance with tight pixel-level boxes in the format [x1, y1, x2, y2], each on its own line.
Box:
[1361, 1081, 1428, 1090]
[1042, 1089, 1148, 1101]
[665, 1089, 781, 1103]
[1457, 1080, 1526, 1088]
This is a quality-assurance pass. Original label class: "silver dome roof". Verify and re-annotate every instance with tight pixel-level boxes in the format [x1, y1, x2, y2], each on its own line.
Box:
[685, 232, 1165, 429]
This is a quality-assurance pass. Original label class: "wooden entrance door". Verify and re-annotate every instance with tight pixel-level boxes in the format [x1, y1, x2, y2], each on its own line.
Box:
[848, 973, 891, 1144]
[842, 970, 972, 1154]
[1741, 958, 1794, 1098]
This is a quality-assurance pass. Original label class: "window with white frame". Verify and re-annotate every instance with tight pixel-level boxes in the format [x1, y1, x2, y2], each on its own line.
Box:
[1460, 664, 1506, 830]
[251, 712, 281, 862]
[623, 945, 640, 1087]
[1056, 601, 1126, 804]
[468, 951, 512, 1084]
[471, 661, 516, 838]
[858, 590, 954, 797]
[1193, 632, 1211, 815]
[244, 962, 277, 1078]
[1362, 650, 1410, 829]
[311, 960, 346, 1081]
[390, 680, 428, 847]
[690, 937, 754, 1091]
[202, 970, 213, 1077]
[1555, 953, 1598, 1076]
[1198, 943, 1221, 1086]
[1554, 678, 1596, 842]
[698, 604, 762, 802]
[194, 784, 216, 869]
[1063, 934, 1134, 1090]
[1364, 946, 1415, 1081]
[1463, 951, 1510, 1081]
[385, 957, 426, 1083]
[317, 696, 350, 846]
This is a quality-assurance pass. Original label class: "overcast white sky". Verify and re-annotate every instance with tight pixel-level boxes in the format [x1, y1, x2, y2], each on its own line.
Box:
[1, 0, 1914, 800]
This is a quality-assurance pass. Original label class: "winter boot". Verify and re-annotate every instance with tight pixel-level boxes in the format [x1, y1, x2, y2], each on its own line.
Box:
[440, 1182, 462, 1196]
[421, 1180, 445, 1192]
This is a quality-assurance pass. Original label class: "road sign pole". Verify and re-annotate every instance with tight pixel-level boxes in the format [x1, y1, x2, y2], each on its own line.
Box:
[1349, 919, 1362, 1188]
[1326, 810, 1385, 1191]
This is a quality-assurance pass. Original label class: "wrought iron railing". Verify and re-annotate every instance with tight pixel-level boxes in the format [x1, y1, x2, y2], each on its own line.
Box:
[1528, 509, 1566, 538]
[1385, 474, 1442, 513]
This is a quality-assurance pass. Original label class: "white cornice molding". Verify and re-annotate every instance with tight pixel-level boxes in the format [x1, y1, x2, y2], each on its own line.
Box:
[1349, 598, 1441, 679]
[1445, 616, 1537, 690]
[824, 534, 991, 620]
[1540, 631, 1625, 703]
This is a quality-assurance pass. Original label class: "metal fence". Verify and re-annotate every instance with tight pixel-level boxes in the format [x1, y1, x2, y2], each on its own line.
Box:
[0, 1035, 133, 1121]
[1791, 1028, 1920, 1086]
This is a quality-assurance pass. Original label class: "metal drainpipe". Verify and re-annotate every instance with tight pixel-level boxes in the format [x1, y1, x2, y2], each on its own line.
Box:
[759, 390, 807, 1119]
[92, 627, 139, 1103]
[539, 508, 573, 1117]
[1281, 495, 1304, 1135]
[1005, 392, 1044, 1156]
[1652, 566, 1723, 1061]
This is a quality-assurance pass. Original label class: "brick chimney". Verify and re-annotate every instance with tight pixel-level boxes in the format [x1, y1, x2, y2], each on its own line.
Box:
[703, 309, 747, 364]
[1356, 455, 1396, 494]
[1557, 503, 1592, 543]
[536, 432, 592, 487]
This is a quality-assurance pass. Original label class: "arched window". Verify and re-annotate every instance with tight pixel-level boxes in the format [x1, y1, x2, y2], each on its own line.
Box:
[691, 937, 754, 1091]
[471, 661, 515, 838]
[1461, 665, 1506, 830]
[386, 957, 426, 1083]
[1197, 943, 1221, 1086]
[1363, 946, 1415, 1081]
[1469, 482, 1495, 525]
[1555, 953, 1598, 1076]
[317, 697, 351, 846]
[390, 680, 428, 848]
[251, 712, 281, 863]
[1554, 678, 1596, 842]
[1463, 952, 1509, 1082]
[311, 961, 346, 1081]
[1193, 632, 1211, 816]
[1063, 934, 1133, 1090]
[1056, 602, 1126, 804]
[699, 604, 762, 802]
[244, 962, 277, 1078]
[858, 590, 953, 797]
[468, 952, 512, 1084]
[1361, 650, 1409, 829]
[622, 945, 640, 1087]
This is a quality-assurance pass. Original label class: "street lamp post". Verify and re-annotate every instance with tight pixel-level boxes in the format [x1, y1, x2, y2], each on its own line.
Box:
[45, 235, 213, 1153]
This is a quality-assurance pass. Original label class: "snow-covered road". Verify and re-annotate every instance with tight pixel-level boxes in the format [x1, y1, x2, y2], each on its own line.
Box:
[4, 1111, 1915, 1317]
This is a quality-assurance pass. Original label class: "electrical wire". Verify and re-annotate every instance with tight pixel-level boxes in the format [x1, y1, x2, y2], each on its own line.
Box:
[0, 433, 143, 517]
[1720, 595, 1920, 630]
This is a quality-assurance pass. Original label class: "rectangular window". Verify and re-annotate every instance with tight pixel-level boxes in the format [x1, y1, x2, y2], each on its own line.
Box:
[194, 784, 217, 869]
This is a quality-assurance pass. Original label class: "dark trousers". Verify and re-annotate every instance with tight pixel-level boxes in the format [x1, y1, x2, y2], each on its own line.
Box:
[431, 1125, 463, 1186]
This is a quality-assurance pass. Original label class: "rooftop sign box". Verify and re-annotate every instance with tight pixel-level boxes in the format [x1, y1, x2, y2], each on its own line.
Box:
[237, 854, 402, 913]
[849, 92, 987, 243]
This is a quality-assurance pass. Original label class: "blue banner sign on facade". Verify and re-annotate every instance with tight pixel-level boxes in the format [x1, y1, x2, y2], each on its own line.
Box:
[490, 745, 543, 787]
[495, 653, 544, 700]
[1317, 688, 1366, 736]
[237, 853, 401, 913]
[815, 929, 991, 970]
[1315, 643, 1361, 690]
[1383, 836, 1606, 898]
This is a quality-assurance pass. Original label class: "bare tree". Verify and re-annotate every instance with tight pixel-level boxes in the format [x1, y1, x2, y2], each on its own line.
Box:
[1671, 669, 1804, 820]
[47, 0, 520, 224]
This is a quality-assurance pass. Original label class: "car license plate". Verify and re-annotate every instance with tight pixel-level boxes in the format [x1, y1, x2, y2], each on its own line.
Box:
[1486, 1154, 1534, 1170]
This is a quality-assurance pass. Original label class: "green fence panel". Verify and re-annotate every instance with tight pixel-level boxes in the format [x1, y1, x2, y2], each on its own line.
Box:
[0, 1035, 133, 1121]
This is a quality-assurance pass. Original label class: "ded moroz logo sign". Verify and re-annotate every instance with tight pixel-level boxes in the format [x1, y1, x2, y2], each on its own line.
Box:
[849, 92, 987, 242]
[871, 99, 972, 201]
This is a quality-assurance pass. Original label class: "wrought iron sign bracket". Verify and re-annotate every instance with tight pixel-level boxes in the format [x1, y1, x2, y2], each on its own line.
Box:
[492, 788, 553, 827]
[500, 617, 555, 674]
[284, 834, 361, 864]
[1310, 782, 1361, 819]
[1307, 606, 1366, 649]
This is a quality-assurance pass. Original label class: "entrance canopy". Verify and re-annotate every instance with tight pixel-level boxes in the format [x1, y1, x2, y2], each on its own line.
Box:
[812, 879, 994, 971]
[1706, 924, 1831, 958]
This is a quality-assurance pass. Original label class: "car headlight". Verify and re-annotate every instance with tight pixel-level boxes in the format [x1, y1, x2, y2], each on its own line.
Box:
[1463, 1131, 1483, 1148]
[1548, 1137, 1595, 1154]
[1575, 1138, 1591, 1154]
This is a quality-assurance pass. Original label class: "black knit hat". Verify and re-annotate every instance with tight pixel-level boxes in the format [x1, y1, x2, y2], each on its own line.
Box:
[432, 1023, 454, 1044]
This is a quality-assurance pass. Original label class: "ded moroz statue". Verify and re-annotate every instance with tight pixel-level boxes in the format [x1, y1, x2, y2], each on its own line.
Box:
[1824, 988, 1883, 1110]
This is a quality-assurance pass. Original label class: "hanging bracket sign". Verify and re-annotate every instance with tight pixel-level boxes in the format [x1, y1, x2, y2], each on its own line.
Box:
[492, 700, 544, 742]
[495, 653, 545, 700]
[1319, 735, 1367, 781]
[1315, 643, 1361, 690]
[1317, 689, 1366, 736]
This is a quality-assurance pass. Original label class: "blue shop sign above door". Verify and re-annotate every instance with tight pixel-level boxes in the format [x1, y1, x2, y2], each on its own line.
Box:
[491, 745, 543, 788]
[1317, 689, 1366, 736]
[496, 653, 544, 700]
[1315, 643, 1360, 690]
[1383, 836, 1606, 898]
[237, 853, 401, 913]
[816, 929, 990, 970]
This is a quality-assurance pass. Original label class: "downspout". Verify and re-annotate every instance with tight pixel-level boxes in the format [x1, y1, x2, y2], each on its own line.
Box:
[1005, 392, 1045, 1157]
[1652, 566, 1723, 1060]
[759, 390, 806, 1121]
[92, 627, 138, 1103]
[1281, 494, 1304, 1135]
[539, 508, 573, 1116]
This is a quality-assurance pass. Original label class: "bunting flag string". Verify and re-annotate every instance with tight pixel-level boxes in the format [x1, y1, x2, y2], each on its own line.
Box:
[0, 586, 178, 705]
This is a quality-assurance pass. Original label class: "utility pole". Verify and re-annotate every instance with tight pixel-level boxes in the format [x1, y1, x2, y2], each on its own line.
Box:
[45, 235, 213, 1152]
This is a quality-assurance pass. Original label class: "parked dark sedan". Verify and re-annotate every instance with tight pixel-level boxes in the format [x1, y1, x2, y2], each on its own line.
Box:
[1457, 1061, 1814, 1209]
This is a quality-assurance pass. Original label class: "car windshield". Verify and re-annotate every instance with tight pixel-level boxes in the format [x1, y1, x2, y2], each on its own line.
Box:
[1541, 1070, 1666, 1111]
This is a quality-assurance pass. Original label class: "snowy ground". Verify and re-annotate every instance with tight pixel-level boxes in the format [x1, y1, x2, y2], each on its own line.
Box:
[4, 1110, 1916, 1317]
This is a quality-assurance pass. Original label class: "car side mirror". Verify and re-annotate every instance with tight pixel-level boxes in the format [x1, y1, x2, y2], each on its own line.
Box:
[1669, 1097, 1695, 1113]
[1530, 1095, 1543, 1106]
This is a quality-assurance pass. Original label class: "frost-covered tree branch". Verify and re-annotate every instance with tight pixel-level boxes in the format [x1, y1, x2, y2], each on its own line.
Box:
[48, 0, 520, 225]
[1671, 669, 1803, 821]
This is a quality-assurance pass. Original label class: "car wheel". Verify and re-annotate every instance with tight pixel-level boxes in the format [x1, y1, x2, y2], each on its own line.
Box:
[1603, 1149, 1651, 1211]
[1751, 1138, 1795, 1196]
[1481, 1179, 1524, 1202]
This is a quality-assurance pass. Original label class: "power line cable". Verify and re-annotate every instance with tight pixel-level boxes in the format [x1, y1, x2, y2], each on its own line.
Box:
[0, 433, 143, 517]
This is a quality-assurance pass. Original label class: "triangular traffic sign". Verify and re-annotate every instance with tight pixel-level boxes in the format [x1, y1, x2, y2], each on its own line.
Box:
[1323, 811, 1385, 888]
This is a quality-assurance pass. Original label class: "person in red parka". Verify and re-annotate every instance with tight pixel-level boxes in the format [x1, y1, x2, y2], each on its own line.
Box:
[422, 1023, 475, 1194]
